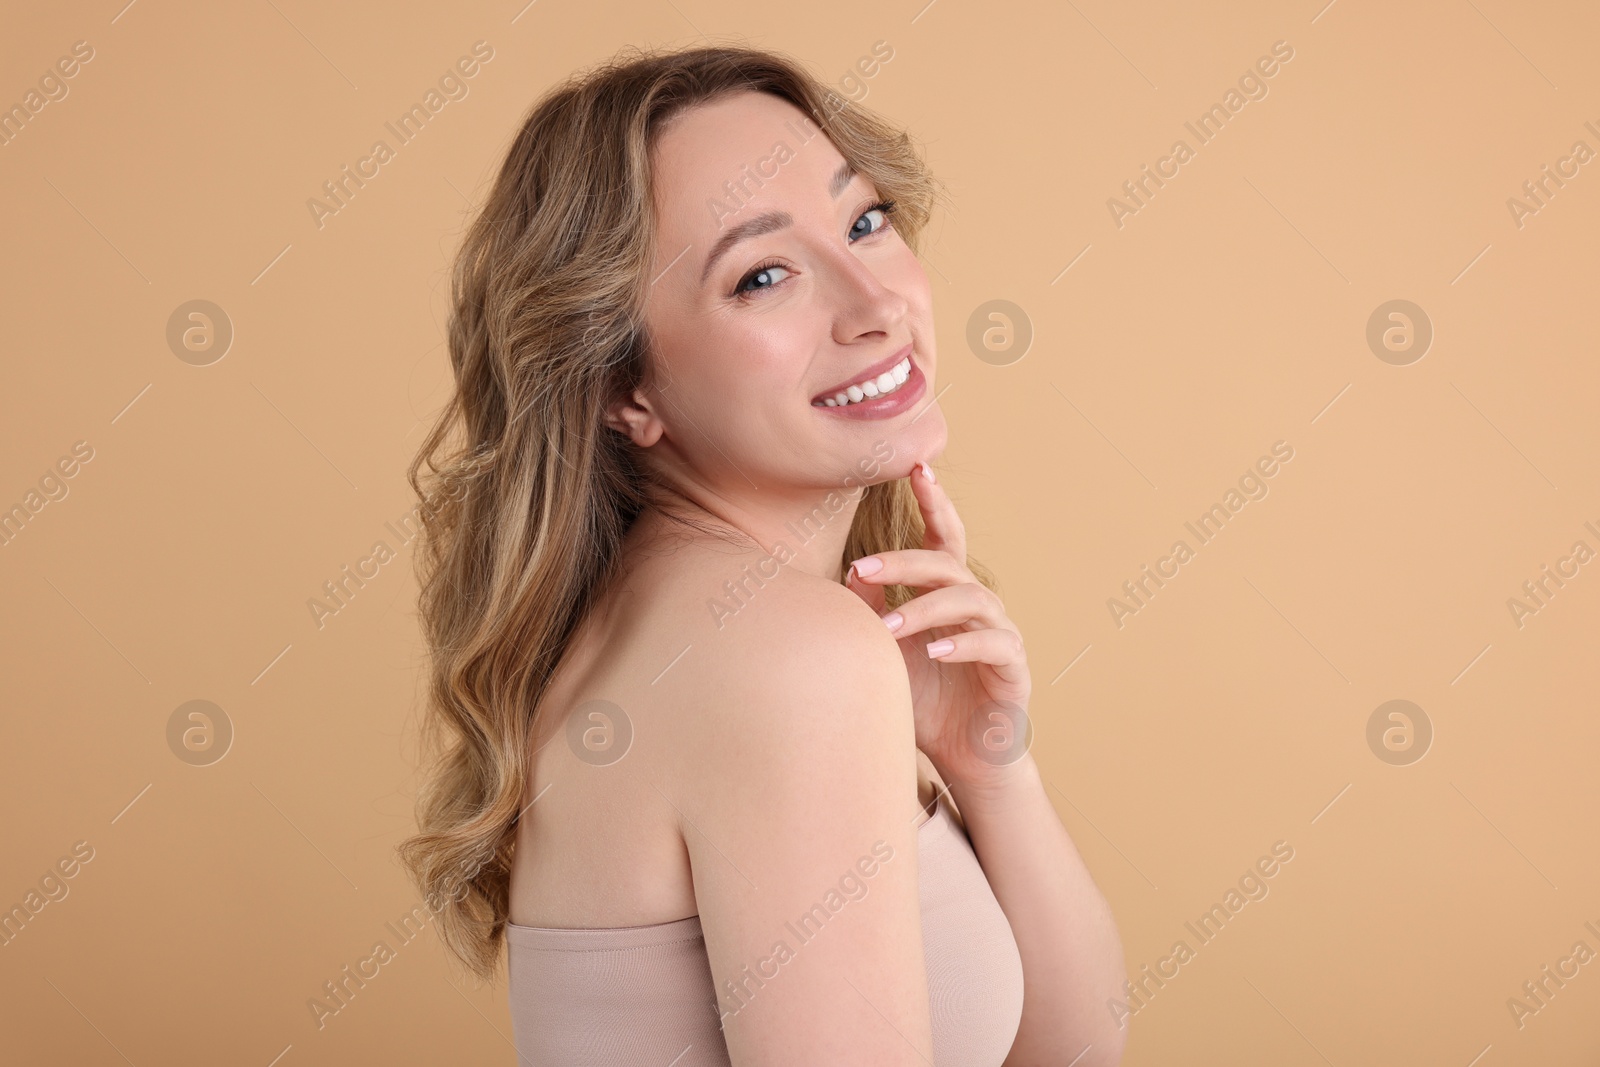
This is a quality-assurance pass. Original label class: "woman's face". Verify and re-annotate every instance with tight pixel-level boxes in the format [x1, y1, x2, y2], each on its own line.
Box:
[620, 90, 945, 504]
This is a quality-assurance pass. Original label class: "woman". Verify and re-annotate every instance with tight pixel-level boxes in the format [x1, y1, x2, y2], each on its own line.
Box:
[398, 43, 1127, 1066]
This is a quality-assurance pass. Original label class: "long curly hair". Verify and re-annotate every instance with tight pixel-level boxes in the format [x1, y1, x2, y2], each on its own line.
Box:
[396, 41, 999, 980]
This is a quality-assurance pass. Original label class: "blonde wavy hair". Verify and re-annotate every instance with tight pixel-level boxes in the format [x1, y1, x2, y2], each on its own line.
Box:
[396, 41, 999, 980]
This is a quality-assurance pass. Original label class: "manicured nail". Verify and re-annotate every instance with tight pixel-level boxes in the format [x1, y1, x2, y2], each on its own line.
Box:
[882, 611, 904, 633]
[851, 556, 884, 578]
[918, 461, 936, 484]
[926, 638, 954, 658]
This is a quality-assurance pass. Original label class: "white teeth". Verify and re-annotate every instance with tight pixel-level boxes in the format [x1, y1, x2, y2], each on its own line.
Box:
[818, 357, 912, 408]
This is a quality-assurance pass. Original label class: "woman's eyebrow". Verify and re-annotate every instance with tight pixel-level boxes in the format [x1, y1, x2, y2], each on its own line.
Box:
[696, 161, 858, 286]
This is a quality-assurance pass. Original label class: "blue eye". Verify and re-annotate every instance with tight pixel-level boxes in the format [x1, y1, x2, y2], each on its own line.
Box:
[732, 199, 899, 300]
[735, 261, 791, 297]
[849, 199, 896, 241]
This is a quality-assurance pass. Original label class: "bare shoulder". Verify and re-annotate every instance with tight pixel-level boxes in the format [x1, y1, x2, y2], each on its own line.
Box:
[663, 573, 915, 801]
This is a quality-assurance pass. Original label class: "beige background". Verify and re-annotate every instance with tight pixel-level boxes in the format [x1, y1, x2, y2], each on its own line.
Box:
[2, 0, 1597, 1064]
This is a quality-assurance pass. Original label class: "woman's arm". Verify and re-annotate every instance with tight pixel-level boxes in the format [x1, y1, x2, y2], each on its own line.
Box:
[676, 579, 937, 1066]
[943, 753, 1129, 1067]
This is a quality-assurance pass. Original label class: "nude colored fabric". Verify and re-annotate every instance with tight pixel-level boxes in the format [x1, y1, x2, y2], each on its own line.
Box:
[505, 792, 1025, 1066]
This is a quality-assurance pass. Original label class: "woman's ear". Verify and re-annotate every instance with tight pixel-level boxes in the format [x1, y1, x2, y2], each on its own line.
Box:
[603, 388, 664, 447]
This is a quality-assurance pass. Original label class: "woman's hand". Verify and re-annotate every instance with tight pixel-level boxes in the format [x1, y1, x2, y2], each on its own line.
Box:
[844, 461, 1035, 795]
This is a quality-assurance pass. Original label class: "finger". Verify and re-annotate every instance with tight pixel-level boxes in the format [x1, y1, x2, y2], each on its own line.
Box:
[910, 461, 966, 562]
[848, 547, 973, 593]
[882, 583, 1012, 641]
[923, 628, 1030, 684]
[846, 561, 888, 613]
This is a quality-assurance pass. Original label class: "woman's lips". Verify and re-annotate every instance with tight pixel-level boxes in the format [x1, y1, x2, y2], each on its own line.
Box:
[811, 357, 927, 420]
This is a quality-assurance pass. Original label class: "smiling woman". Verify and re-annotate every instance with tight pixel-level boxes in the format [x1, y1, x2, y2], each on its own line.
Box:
[396, 41, 1127, 1067]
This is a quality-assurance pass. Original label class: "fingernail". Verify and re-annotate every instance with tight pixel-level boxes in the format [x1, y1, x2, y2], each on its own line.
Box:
[882, 611, 904, 633]
[926, 638, 954, 658]
[850, 556, 884, 577]
[918, 461, 936, 484]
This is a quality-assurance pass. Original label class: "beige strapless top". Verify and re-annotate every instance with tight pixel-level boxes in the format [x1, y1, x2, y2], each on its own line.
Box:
[505, 791, 1024, 1066]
